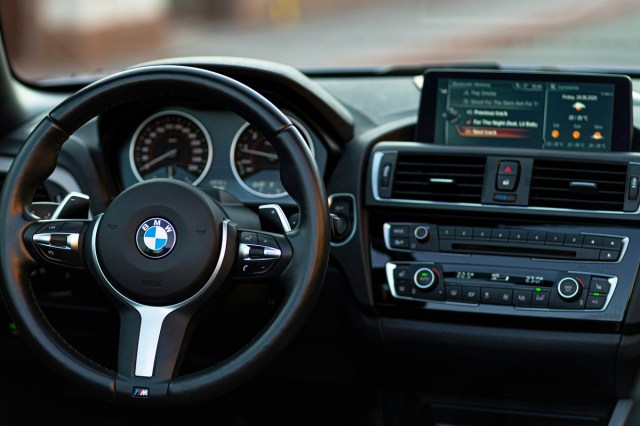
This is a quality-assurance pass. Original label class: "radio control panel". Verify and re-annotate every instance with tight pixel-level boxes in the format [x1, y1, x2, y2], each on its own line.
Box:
[384, 222, 628, 262]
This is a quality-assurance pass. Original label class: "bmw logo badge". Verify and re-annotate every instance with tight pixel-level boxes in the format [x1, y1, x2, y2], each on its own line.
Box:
[136, 218, 176, 258]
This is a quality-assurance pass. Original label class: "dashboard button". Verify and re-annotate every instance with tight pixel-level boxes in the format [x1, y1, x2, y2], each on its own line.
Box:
[514, 290, 532, 306]
[599, 237, 622, 250]
[394, 281, 411, 297]
[491, 229, 509, 241]
[531, 291, 550, 307]
[394, 267, 411, 281]
[586, 294, 606, 309]
[589, 277, 611, 293]
[439, 226, 455, 239]
[509, 230, 528, 242]
[473, 227, 491, 240]
[583, 236, 603, 248]
[390, 237, 409, 249]
[599, 250, 619, 261]
[462, 287, 480, 303]
[455, 227, 473, 239]
[390, 225, 409, 237]
[545, 233, 564, 245]
[527, 231, 546, 244]
[446, 285, 462, 301]
[496, 174, 517, 191]
[498, 161, 519, 176]
[564, 234, 584, 246]
[481, 288, 512, 305]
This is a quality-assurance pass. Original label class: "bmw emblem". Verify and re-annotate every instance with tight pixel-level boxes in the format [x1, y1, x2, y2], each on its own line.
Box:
[136, 218, 176, 259]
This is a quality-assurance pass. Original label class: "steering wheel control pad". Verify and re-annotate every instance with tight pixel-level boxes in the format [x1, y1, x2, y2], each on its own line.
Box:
[95, 179, 222, 305]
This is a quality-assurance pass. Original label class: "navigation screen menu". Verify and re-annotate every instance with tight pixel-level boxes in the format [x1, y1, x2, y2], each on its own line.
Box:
[433, 78, 615, 151]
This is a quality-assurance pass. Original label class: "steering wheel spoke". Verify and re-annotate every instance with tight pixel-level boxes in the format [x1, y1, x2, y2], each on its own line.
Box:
[114, 304, 192, 402]
[24, 219, 90, 269]
[233, 229, 292, 281]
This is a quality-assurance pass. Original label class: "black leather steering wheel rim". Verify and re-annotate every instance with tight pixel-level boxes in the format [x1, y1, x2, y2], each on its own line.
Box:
[0, 65, 330, 405]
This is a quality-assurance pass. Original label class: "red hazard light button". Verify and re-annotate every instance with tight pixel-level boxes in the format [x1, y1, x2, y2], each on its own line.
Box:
[498, 161, 519, 175]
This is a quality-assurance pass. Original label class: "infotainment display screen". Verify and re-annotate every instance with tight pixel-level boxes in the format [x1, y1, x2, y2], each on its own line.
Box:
[415, 70, 633, 152]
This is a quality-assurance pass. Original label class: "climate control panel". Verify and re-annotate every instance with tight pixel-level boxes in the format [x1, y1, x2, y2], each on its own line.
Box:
[386, 262, 617, 312]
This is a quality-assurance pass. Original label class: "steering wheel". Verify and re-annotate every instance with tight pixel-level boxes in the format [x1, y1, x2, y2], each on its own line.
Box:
[0, 65, 330, 406]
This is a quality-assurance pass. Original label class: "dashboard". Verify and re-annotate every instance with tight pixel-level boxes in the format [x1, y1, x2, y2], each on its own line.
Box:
[4, 60, 640, 424]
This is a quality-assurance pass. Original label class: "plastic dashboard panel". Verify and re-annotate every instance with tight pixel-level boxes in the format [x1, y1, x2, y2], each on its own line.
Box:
[365, 141, 640, 324]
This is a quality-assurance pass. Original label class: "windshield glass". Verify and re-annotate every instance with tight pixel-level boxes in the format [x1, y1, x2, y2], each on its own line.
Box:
[1, 0, 639, 82]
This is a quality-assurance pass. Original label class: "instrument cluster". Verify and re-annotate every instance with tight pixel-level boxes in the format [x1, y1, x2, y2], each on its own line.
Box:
[120, 107, 325, 204]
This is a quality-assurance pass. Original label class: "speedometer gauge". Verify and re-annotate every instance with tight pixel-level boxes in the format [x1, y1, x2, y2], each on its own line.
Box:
[130, 111, 213, 185]
[230, 118, 314, 198]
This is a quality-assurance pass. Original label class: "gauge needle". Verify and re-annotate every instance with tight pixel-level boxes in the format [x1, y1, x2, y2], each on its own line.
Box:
[139, 148, 178, 172]
[240, 148, 278, 160]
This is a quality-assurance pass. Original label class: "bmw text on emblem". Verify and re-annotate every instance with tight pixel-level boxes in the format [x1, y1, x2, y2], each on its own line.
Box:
[136, 218, 177, 258]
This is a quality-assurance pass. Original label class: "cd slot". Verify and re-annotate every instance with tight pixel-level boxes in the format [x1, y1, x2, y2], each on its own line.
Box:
[450, 242, 578, 260]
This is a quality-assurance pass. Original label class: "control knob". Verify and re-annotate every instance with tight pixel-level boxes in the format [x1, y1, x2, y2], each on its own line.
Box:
[557, 277, 583, 300]
[414, 226, 430, 243]
[414, 267, 437, 290]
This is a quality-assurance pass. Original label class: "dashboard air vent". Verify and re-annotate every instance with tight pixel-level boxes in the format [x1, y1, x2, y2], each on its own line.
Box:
[529, 160, 627, 211]
[391, 154, 486, 203]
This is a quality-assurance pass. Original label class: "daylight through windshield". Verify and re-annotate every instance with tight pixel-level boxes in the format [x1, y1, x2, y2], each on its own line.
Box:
[1, 0, 640, 81]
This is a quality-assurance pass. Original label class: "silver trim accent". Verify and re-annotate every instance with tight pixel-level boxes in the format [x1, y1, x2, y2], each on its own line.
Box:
[371, 150, 640, 215]
[238, 242, 282, 261]
[329, 193, 357, 247]
[230, 116, 314, 199]
[33, 234, 51, 245]
[263, 247, 281, 258]
[32, 232, 80, 250]
[51, 191, 90, 220]
[386, 262, 399, 298]
[91, 215, 231, 378]
[68, 233, 80, 250]
[430, 178, 454, 184]
[569, 181, 597, 189]
[607, 399, 633, 426]
[258, 204, 292, 233]
[129, 110, 214, 186]
[385, 261, 618, 312]
[371, 152, 385, 201]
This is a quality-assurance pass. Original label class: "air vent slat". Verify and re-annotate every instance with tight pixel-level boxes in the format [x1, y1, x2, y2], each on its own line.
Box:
[529, 160, 627, 211]
[391, 154, 486, 203]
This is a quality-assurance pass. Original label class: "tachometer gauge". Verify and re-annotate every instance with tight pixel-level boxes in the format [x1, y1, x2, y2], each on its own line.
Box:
[231, 118, 314, 198]
[130, 111, 213, 185]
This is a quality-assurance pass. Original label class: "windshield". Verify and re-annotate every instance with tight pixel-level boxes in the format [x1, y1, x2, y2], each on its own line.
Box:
[1, 0, 639, 82]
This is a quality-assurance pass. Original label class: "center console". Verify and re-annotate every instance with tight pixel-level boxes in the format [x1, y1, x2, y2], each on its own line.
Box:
[364, 70, 640, 326]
